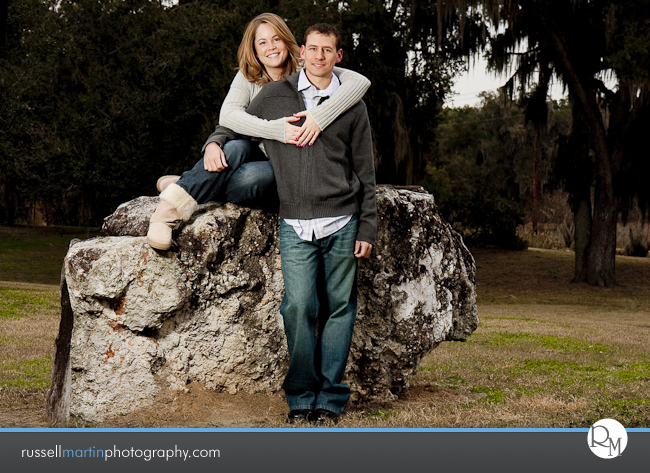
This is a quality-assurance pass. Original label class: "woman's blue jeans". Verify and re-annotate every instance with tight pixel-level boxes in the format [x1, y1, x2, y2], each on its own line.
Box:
[176, 139, 276, 208]
[279, 216, 359, 415]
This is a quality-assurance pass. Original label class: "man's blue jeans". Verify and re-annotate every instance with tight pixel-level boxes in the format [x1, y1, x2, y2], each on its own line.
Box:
[176, 139, 276, 207]
[279, 216, 358, 415]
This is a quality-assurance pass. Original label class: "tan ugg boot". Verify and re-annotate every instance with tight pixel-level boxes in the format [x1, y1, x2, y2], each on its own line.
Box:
[159, 183, 197, 221]
[147, 183, 198, 250]
[146, 200, 182, 250]
[156, 175, 181, 193]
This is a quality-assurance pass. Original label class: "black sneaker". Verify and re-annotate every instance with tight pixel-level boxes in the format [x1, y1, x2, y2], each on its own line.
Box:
[287, 409, 310, 423]
[307, 409, 339, 424]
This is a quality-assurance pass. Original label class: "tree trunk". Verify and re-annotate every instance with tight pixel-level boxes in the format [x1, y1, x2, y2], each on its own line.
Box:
[572, 193, 591, 282]
[567, 103, 592, 283]
[586, 138, 618, 286]
[545, 27, 617, 286]
[586, 192, 617, 286]
[532, 126, 541, 234]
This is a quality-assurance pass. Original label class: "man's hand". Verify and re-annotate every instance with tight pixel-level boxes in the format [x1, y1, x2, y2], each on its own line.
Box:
[354, 241, 373, 259]
[204, 142, 227, 172]
[292, 110, 321, 147]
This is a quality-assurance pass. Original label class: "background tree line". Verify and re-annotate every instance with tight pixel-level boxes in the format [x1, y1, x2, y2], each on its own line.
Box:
[0, 0, 463, 226]
[1, 0, 649, 287]
[425, 92, 572, 250]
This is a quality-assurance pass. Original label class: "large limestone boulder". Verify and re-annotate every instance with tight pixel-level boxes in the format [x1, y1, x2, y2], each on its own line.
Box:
[47, 186, 478, 423]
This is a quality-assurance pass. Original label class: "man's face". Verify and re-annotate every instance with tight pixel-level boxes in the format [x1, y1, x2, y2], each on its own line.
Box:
[300, 33, 343, 80]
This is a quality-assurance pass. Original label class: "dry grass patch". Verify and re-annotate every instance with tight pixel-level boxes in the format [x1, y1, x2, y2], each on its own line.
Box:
[0, 285, 59, 426]
[0, 388, 51, 428]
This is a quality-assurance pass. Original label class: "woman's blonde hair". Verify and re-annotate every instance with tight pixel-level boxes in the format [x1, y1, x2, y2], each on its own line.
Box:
[238, 13, 301, 85]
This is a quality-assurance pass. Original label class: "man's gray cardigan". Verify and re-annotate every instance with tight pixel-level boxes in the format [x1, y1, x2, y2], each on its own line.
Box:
[204, 72, 377, 246]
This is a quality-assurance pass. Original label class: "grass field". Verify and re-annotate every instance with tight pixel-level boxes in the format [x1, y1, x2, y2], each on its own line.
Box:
[399, 249, 650, 428]
[0, 226, 648, 428]
[0, 226, 98, 285]
[0, 226, 98, 426]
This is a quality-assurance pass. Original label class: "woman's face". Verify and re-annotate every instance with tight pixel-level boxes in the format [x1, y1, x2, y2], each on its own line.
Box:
[254, 22, 288, 79]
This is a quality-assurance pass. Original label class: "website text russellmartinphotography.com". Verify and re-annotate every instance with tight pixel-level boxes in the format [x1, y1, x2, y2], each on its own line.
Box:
[20, 444, 220, 462]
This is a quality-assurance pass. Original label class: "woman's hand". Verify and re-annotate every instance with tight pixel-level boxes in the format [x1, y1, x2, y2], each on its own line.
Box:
[283, 111, 322, 147]
[292, 110, 322, 147]
[204, 142, 227, 172]
[284, 116, 301, 144]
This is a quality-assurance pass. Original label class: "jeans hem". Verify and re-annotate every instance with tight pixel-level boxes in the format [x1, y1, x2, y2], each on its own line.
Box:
[287, 405, 314, 411]
[314, 405, 343, 415]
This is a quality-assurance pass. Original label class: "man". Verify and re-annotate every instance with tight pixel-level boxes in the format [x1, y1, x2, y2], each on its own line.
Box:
[211, 23, 376, 423]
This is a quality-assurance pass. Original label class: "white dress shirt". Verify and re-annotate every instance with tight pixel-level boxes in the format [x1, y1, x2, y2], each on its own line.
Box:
[284, 70, 353, 241]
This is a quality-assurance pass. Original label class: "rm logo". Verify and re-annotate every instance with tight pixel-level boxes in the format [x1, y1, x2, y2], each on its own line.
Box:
[588, 419, 628, 459]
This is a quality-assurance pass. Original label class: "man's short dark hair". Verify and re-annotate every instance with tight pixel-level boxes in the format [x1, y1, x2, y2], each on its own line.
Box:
[303, 23, 343, 51]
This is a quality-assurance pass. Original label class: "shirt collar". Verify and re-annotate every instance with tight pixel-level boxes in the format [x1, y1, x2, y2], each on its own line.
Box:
[297, 69, 340, 96]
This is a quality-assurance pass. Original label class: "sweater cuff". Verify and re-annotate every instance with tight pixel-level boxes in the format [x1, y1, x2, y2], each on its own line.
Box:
[271, 118, 287, 143]
[356, 221, 377, 247]
[308, 107, 329, 132]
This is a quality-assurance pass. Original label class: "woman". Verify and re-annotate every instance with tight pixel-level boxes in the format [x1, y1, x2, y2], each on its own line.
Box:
[147, 13, 370, 250]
